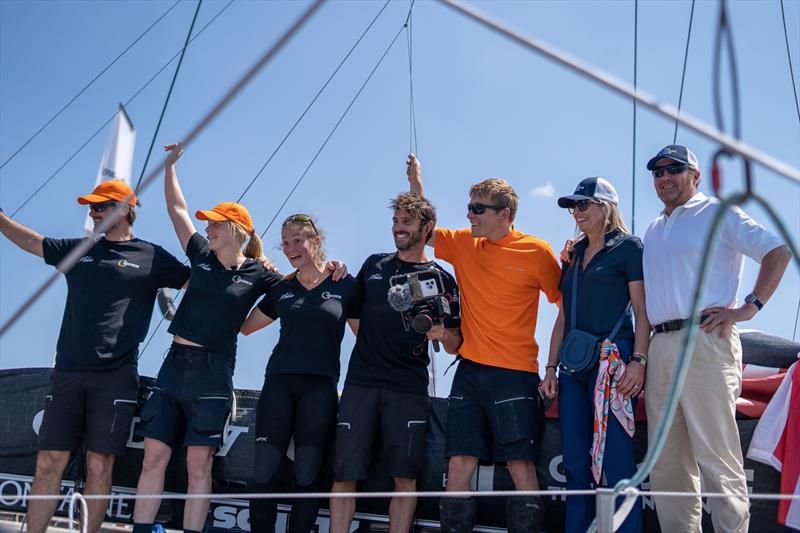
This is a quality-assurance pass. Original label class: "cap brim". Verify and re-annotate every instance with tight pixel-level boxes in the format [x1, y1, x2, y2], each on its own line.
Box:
[557, 194, 591, 208]
[646, 155, 686, 170]
[196, 209, 228, 222]
[77, 194, 110, 205]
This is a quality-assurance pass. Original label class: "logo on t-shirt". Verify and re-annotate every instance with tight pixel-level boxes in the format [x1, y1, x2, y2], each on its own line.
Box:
[79, 256, 94, 263]
[368, 273, 383, 281]
[197, 263, 212, 271]
[321, 291, 341, 301]
[117, 259, 140, 269]
[279, 292, 295, 301]
[232, 275, 253, 286]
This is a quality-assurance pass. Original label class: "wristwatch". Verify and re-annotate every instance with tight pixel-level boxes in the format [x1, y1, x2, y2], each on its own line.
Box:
[745, 292, 764, 311]
[631, 354, 647, 367]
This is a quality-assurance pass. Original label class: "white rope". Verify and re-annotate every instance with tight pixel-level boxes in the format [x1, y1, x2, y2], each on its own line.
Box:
[67, 492, 88, 533]
[17, 488, 800, 501]
[611, 486, 640, 530]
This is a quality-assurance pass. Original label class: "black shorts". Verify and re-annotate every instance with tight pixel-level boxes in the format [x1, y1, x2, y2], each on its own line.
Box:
[135, 344, 234, 449]
[334, 384, 430, 481]
[39, 364, 139, 456]
[445, 359, 543, 463]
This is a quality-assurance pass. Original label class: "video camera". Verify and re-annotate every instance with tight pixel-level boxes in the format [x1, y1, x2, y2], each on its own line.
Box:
[387, 269, 451, 352]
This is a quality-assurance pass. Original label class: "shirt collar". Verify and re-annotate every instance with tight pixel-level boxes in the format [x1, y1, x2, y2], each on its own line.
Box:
[574, 229, 624, 254]
[660, 191, 708, 216]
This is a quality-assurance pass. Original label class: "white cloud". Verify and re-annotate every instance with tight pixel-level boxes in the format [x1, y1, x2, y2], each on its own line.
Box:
[529, 182, 556, 198]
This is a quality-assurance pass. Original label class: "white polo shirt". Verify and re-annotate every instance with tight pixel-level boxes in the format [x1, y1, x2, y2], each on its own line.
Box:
[643, 192, 783, 325]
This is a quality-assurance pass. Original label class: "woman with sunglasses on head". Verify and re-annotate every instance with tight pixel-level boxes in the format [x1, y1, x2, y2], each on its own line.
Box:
[540, 177, 650, 533]
[240, 214, 361, 533]
[132, 143, 284, 533]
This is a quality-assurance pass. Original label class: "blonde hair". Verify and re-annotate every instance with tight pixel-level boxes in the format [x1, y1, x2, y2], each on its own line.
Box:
[573, 201, 630, 243]
[228, 221, 263, 259]
[469, 178, 519, 221]
[282, 215, 326, 266]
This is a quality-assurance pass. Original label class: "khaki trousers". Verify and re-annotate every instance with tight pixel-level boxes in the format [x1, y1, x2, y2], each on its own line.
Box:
[645, 325, 750, 533]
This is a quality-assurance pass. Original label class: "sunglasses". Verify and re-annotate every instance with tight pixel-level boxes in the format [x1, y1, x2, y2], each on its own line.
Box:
[285, 214, 318, 235]
[467, 202, 506, 215]
[89, 201, 118, 213]
[567, 199, 601, 214]
[652, 163, 689, 178]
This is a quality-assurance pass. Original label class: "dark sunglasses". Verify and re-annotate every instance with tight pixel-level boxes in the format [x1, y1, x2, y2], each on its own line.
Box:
[285, 214, 318, 235]
[89, 201, 118, 213]
[467, 202, 505, 215]
[567, 199, 601, 214]
[652, 163, 689, 178]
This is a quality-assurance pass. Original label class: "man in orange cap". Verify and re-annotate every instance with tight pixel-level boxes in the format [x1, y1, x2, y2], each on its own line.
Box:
[0, 180, 189, 533]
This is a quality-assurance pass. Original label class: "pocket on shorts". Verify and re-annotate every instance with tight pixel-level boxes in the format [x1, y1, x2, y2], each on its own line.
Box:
[38, 394, 54, 438]
[493, 396, 535, 444]
[193, 394, 231, 436]
[445, 394, 465, 441]
[109, 399, 137, 439]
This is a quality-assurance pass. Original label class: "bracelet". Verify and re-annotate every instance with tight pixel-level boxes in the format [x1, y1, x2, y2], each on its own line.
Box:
[633, 352, 648, 359]
[545, 364, 558, 371]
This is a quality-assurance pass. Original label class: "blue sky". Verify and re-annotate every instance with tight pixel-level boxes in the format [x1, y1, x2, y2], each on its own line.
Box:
[1, 0, 798, 394]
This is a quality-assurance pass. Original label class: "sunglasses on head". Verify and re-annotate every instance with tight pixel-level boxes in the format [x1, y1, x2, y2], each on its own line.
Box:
[652, 163, 689, 178]
[467, 202, 505, 215]
[567, 199, 601, 214]
[285, 214, 318, 235]
[89, 201, 118, 213]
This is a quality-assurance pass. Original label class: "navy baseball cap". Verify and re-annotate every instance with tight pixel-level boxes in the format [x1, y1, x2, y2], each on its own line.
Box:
[646, 144, 699, 170]
[557, 177, 619, 208]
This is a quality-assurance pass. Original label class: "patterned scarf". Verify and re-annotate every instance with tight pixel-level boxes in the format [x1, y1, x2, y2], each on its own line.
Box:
[591, 340, 636, 484]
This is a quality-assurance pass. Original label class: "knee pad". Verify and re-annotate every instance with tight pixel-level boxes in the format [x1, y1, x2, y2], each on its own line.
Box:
[293, 446, 323, 487]
[506, 495, 544, 533]
[439, 496, 476, 533]
[254, 443, 283, 485]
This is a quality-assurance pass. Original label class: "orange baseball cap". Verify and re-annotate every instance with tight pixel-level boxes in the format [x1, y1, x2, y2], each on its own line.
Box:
[196, 202, 254, 234]
[77, 180, 139, 206]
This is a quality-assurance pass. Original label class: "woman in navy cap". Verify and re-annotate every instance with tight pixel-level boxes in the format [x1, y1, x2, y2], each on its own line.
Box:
[541, 177, 650, 533]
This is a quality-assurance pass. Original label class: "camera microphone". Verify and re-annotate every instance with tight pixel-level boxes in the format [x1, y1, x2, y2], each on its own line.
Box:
[387, 283, 412, 312]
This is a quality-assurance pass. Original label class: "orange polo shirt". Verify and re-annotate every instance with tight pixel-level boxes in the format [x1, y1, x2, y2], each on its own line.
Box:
[434, 228, 561, 373]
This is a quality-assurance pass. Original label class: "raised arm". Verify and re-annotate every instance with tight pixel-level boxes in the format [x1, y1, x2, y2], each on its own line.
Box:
[0, 210, 44, 257]
[163, 143, 196, 251]
[406, 154, 438, 247]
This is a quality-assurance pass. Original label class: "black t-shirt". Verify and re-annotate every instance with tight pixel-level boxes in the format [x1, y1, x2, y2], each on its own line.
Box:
[344, 253, 460, 395]
[560, 230, 643, 342]
[168, 233, 282, 357]
[257, 274, 361, 379]
[42, 237, 189, 371]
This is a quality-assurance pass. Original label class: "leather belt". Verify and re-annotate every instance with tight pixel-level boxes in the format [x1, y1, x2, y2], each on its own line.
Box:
[652, 314, 710, 334]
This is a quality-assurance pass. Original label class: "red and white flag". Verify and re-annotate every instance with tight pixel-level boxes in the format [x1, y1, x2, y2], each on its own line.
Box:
[748, 361, 800, 528]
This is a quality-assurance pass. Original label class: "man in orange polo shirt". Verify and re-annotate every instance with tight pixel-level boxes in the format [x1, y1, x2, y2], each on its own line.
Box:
[408, 155, 561, 533]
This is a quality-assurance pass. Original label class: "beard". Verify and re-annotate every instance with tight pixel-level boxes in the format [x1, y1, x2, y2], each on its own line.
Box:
[394, 226, 425, 251]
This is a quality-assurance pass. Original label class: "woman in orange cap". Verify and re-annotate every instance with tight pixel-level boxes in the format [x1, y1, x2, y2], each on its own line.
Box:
[132, 143, 284, 533]
[239, 214, 361, 533]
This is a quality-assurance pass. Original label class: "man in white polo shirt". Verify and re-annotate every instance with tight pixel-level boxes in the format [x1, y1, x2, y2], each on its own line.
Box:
[642, 144, 791, 533]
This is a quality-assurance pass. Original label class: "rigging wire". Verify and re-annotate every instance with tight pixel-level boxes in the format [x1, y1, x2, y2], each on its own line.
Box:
[138, 0, 393, 361]
[712, 0, 742, 140]
[780, 0, 800, 340]
[406, 0, 419, 156]
[673, 0, 696, 143]
[780, 0, 800, 123]
[8, 0, 234, 218]
[0, 0, 324, 338]
[0, 0, 181, 171]
[235, 0, 392, 203]
[134, 0, 204, 194]
[261, 16, 412, 238]
[630, 0, 638, 235]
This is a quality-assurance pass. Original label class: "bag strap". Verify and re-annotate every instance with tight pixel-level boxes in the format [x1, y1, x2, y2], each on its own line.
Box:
[569, 249, 631, 341]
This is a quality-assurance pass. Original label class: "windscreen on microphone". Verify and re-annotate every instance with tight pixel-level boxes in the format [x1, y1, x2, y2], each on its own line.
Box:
[387, 283, 412, 312]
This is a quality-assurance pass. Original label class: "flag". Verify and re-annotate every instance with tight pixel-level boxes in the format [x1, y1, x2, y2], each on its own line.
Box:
[84, 104, 136, 234]
[747, 361, 800, 528]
